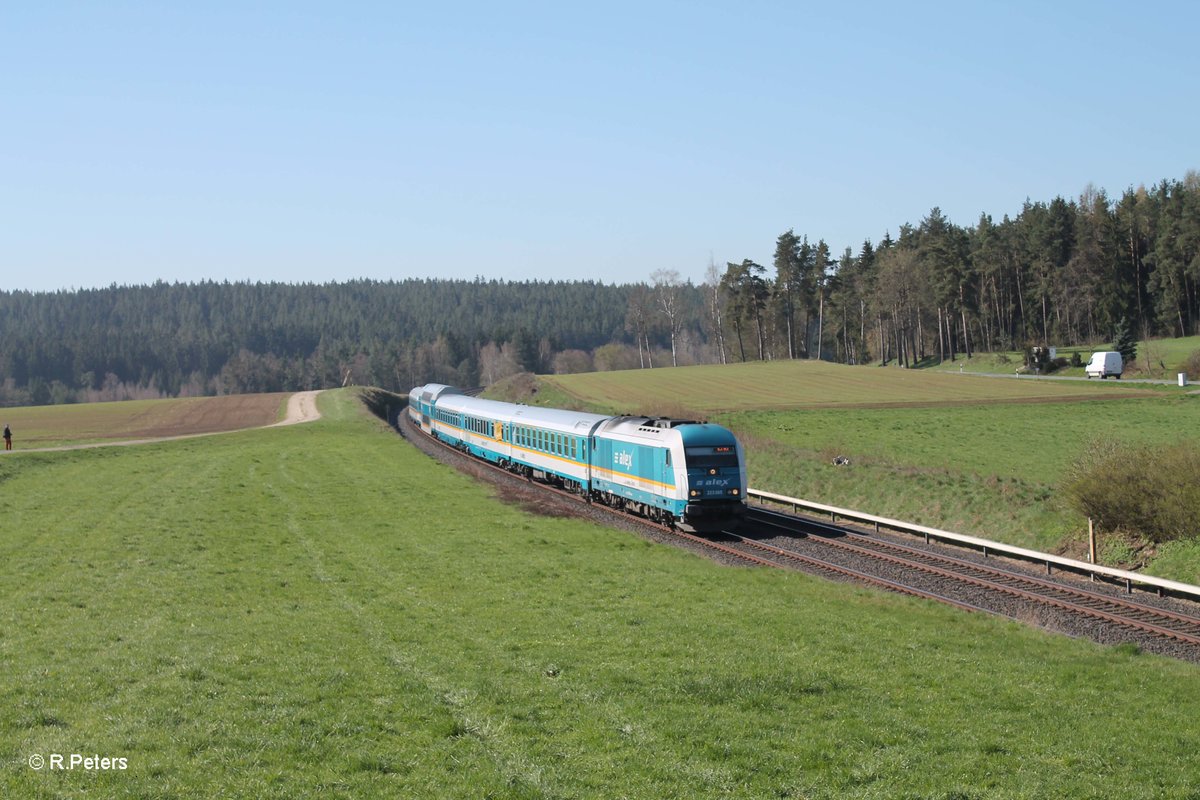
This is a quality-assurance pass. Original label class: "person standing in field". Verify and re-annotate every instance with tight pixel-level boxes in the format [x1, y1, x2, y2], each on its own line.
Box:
[3, 424, 11, 451]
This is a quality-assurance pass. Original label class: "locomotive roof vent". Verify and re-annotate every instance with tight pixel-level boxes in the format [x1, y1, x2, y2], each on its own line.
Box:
[643, 417, 700, 430]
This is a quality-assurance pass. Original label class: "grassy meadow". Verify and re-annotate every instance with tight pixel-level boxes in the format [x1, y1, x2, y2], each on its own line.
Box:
[3, 388, 1200, 797]
[540, 359, 1151, 416]
[533, 361, 1200, 581]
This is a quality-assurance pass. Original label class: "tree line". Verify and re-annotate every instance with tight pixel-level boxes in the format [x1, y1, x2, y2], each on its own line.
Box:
[0, 279, 633, 405]
[710, 174, 1199, 369]
[1, 173, 1196, 406]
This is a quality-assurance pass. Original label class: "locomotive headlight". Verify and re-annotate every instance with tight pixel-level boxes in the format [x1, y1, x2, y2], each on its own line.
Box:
[689, 489, 700, 497]
[729, 488, 740, 496]
[708, 468, 717, 476]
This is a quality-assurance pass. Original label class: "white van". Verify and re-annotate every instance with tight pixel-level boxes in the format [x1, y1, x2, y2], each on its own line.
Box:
[1085, 351, 1123, 379]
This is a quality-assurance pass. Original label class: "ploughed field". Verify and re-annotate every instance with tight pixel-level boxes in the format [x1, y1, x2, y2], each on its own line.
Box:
[0, 393, 290, 448]
[536, 360, 1200, 582]
[3, 388, 1200, 797]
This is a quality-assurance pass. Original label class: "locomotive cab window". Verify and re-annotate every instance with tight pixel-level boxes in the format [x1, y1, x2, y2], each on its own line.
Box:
[684, 446, 739, 468]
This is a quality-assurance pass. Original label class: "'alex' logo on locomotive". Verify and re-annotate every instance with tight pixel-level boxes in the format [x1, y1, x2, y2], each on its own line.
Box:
[696, 477, 731, 487]
[613, 451, 633, 469]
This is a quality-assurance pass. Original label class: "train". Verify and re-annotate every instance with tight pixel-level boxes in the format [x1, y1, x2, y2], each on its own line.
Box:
[407, 383, 747, 532]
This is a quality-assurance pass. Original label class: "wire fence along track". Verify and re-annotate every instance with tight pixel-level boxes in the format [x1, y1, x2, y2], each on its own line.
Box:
[748, 488, 1200, 603]
[744, 506, 1200, 649]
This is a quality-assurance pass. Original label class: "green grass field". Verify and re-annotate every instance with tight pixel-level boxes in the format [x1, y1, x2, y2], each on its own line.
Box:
[3, 389, 1200, 797]
[927, 334, 1200, 379]
[542, 359, 1158, 416]
[532, 362, 1200, 581]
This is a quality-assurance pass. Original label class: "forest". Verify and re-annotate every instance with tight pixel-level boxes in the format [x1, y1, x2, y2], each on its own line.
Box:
[1, 173, 1197, 407]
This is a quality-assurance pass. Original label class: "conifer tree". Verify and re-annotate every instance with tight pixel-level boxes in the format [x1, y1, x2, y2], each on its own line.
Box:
[1112, 316, 1138, 364]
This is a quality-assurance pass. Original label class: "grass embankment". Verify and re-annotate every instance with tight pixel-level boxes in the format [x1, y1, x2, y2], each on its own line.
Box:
[0, 393, 290, 449]
[3, 389, 1200, 796]
[535, 361, 1200, 581]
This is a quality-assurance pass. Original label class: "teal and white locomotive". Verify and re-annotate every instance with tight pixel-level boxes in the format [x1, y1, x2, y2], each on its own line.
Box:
[408, 383, 747, 532]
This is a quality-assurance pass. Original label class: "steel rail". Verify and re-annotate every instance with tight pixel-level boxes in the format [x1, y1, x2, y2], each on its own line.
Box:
[699, 529, 996, 615]
[755, 507, 1200, 635]
[745, 507, 1200, 647]
[747, 487, 1200, 602]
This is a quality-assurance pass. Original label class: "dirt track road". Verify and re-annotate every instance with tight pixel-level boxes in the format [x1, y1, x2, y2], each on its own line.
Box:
[273, 390, 323, 426]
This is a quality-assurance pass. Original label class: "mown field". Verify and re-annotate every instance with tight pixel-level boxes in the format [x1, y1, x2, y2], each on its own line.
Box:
[542, 359, 1154, 416]
[535, 362, 1200, 582]
[3, 389, 1200, 798]
[0, 393, 290, 449]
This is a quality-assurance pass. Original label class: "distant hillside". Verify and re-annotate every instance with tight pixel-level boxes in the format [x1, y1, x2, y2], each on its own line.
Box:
[0, 279, 653, 406]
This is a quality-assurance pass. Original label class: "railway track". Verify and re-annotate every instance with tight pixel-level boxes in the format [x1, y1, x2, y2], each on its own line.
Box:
[400, 411, 1200, 660]
[740, 505, 1200, 652]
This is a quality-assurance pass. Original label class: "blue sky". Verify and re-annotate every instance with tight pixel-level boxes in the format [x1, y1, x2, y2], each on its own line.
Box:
[3, 1, 1197, 291]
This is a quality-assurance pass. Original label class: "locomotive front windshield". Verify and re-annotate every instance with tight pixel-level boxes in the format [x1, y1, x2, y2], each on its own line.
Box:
[684, 446, 739, 469]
